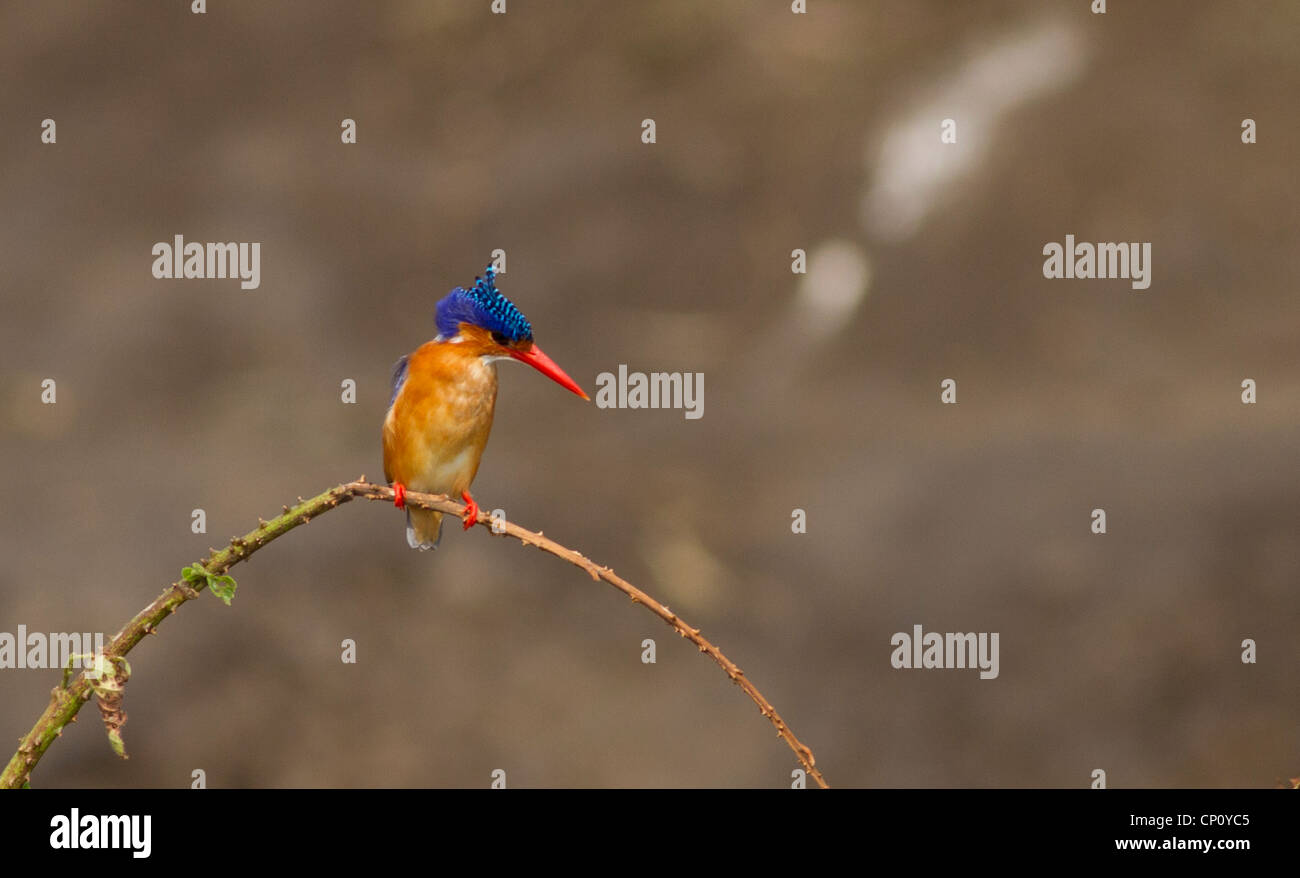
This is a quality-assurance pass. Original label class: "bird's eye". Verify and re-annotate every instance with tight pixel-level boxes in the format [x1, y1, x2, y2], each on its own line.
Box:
[491, 331, 509, 345]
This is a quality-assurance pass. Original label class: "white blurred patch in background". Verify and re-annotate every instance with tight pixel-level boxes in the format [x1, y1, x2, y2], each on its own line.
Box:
[794, 239, 873, 339]
[861, 19, 1089, 244]
[746, 239, 872, 387]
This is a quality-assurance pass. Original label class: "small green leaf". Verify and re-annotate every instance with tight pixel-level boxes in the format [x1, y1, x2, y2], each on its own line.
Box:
[208, 574, 237, 606]
[179, 563, 237, 605]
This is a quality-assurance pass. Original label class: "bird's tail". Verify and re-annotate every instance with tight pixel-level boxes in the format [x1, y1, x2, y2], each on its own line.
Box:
[406, 508, 444, 551]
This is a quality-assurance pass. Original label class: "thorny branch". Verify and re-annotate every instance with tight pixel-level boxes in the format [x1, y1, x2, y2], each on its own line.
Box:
[1, 479, 828, 789]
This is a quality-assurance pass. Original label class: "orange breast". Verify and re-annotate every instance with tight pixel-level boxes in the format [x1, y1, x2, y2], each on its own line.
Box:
[382, 339, 499, 497]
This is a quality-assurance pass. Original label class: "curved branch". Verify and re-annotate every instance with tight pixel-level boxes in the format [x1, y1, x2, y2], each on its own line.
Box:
[1, 479, 828, 789]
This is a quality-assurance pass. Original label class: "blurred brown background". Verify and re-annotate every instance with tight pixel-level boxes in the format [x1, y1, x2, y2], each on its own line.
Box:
[1, 1, 1297, 788]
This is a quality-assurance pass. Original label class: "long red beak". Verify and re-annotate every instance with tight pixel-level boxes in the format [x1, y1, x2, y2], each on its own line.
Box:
[510, 343, 589, 400]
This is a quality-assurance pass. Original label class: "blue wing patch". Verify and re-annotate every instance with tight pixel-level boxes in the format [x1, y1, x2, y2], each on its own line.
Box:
[388, 355, 409, 410]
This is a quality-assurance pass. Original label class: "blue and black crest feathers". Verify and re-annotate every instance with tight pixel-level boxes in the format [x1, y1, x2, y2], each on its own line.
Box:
[434, 263, 533, 342]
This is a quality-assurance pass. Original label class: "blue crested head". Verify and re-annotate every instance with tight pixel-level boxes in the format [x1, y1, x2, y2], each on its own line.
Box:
[434, 264, 533, 342]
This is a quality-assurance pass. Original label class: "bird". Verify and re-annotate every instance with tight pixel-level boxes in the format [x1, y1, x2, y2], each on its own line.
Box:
[382, 262, 588, 550]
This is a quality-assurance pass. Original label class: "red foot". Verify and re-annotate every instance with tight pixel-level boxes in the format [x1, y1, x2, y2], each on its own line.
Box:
[393, 483, 406, 509]
[461, 491, 479, 530]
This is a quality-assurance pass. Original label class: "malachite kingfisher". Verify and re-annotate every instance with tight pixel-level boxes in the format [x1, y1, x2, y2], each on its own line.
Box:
[382, 262, 589, 550]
